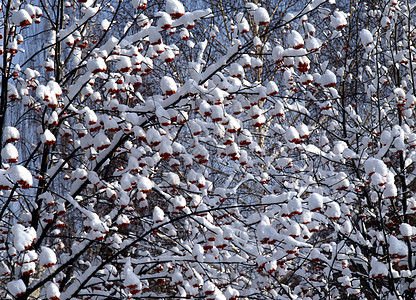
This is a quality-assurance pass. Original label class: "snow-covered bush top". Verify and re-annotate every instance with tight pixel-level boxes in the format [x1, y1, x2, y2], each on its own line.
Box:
[1, 0, 416, 299]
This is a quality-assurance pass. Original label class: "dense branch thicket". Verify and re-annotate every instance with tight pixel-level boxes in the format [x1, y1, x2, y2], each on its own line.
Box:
[1, 0, 416, 299]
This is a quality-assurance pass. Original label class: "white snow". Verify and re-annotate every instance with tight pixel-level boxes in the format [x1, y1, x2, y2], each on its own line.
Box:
[138, 176, 153, 193]
[369, 257, 388, 278]
[116, 56, 132, 72]
[389, 236, 407, 257]
[84, 108, 98, 125]
[166, 0, 185, 19]
[7, 279, 26, 297]
[12, 9, 32, 27]
[39, 246, 57, 267]
[46, 282, 60, 299]
[272, 45, 284, 63]
[4, 126, 20, 143]
[285, 126, 300, 143]
[383, 182, 397, 199]
[160, 76, 177, 95]
[330, 10, 347, 30]
[172, 195, 186, 210]
[288, 30, 304, 49]
[325, 202, 341, 219]
[254, 7, 270, 26]
[308, 193, 323, 211]
[399, 223, 413, 238]
[11, 224, 36, 251]
[132, 0, 147, 9]
[266, 81, 279, 95]
[153, 206, 164, 223]
[360, 29, 373, 47]
[165, 172, 180, 187]
[319, 69, 337, 87]
[157, 12, 173, 30]
[10, 165, 33, 189]
[2, 143, 19, 163]
[87, 57, 107, 74]
[94, 131, 111, 150]
[305, 36, 322, 51]
[41, 129, 56, 145]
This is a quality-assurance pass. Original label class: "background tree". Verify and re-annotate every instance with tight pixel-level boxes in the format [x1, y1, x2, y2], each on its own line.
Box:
[1, 0, 416, 299]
